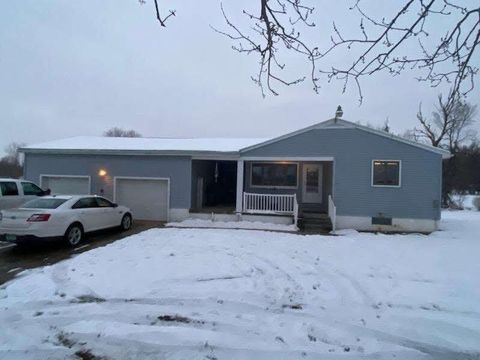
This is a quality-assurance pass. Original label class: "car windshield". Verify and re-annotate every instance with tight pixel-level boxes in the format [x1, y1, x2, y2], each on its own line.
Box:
[22, 198, 67, 209]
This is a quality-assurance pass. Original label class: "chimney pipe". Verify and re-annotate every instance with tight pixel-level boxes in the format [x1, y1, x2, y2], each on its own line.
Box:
[334, 105, 343, 123]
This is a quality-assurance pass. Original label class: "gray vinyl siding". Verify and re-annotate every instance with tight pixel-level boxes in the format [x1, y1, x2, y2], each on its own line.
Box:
[23, 153, 192, 209]
[241, 128, 442, 220]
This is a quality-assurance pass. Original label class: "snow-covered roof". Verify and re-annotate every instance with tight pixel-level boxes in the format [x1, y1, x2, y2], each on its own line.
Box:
[22, 136, 269, 154]
[21, 118, 451, 158]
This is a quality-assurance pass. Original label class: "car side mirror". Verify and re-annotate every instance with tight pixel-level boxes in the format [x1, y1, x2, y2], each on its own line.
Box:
[112, 203, 118, 208]
[43, 188, 51, 196]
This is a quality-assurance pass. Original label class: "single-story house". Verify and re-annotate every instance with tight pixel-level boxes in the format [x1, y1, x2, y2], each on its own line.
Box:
[20, 115, 450, 232]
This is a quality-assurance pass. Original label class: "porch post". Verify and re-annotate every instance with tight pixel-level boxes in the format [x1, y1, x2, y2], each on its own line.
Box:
[235, 160, 244, 215]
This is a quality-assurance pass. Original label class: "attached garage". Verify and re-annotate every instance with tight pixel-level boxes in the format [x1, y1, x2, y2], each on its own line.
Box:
[40, 175, 90, 195]
[114, 177, 169, 221]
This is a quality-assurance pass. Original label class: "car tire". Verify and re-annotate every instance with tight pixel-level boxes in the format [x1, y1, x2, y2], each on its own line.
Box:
[64, 223, 84, 247]
[121, 214, 132, 231]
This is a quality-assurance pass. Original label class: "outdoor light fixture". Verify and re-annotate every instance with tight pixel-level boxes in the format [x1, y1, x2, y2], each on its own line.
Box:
[98, 169, 107, 177]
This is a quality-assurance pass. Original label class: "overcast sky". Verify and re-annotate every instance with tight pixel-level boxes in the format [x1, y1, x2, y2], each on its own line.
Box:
[1, 1, 479, 155]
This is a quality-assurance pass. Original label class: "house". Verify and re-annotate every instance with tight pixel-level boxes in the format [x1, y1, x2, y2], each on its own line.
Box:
[20, 114, 450, 232]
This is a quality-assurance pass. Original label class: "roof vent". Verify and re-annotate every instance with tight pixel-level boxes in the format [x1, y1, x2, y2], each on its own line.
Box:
[335, 105, 343, 121]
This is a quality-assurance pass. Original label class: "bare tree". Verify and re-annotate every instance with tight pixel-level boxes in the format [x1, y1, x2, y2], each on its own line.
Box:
[412, 93, 477, 152]
[0, 142, 25, 178]
[103, 127, 142, 138]
[3, 142, 25, 165]
[146, 1, 479, 100]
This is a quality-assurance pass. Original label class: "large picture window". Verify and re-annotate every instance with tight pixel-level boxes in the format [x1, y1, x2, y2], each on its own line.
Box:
[251, 163, 298, 188]
[372, 160, 401, 187]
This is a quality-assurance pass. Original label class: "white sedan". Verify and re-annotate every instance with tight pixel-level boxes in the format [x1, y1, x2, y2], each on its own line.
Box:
[0, 195, 132, 246]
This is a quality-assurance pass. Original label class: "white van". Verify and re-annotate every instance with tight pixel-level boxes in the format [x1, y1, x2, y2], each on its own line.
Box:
[0, 178, 50, 210]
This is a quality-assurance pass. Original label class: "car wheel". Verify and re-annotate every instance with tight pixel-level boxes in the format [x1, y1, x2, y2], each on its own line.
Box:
[65, 223, 84, 247]
[121, 214, 132, 231]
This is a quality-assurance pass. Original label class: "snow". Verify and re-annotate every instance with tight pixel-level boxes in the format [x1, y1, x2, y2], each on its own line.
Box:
[166, 219, 298, 232]
[1, 211, 479, 359]
[451, 194, 479, 210]
[22, 136, 269, 153]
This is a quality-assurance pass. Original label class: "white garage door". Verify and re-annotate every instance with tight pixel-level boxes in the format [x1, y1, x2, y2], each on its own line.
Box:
[115, 178, 169, 221]
[41, 176, 90, 195]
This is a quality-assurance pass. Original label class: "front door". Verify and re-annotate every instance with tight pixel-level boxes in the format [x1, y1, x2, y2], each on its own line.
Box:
[302, 164, 323, 203]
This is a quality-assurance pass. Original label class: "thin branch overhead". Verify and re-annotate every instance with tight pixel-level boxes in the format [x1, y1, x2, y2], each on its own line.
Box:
[319, 0, 480, 103]
[210, 1, 320, 97]
[147, 1, 479, 101]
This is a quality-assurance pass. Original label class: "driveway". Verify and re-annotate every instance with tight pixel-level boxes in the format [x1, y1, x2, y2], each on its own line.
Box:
[0, 220, 163, 285]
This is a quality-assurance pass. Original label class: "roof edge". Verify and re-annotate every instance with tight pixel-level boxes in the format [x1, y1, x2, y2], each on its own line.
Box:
[20, 148, 241, 157]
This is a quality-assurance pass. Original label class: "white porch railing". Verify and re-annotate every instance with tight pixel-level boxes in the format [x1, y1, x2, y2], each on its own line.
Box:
[243, 192, 296, 215]
[328, 194, 337, 233]
[293, 194, 299, 227]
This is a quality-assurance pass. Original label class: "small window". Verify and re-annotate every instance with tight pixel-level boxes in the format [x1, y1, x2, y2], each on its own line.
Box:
[0, 182, 19, 196]
[21, 182, 44, 196]
[251, 163, 298, 187]
[372, 160, 400, 187]
[72, 197, 98, 209]
[96, 197, 113, 207]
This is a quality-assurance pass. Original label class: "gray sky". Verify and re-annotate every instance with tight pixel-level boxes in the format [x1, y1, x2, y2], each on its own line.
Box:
[1, 1, 479, 155]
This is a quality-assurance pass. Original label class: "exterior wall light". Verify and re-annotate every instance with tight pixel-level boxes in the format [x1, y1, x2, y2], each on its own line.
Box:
[98, 169, 107, 177]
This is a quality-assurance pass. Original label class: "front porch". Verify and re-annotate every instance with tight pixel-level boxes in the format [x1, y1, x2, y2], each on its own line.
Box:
[190, 159, 336, 231]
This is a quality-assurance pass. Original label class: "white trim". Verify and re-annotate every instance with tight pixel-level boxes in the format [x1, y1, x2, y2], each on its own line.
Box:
[249, 161, 299, 190]
[241, 156, 334, 161]
[371, 160, 402, 188]
[113, 176, 171, 222]
[235, 160, 244, 214]
[192, 155, 240, 161]
[39, 174, 91, 194]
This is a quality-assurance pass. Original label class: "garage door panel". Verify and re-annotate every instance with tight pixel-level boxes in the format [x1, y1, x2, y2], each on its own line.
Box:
[42, 176, 90, 195]
[115, 178, 168, 221]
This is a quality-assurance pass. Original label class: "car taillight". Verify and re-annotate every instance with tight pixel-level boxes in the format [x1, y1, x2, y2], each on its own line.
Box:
[27, 214, 51, 222]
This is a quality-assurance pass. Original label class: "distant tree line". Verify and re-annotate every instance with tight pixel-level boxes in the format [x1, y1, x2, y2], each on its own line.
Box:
[0, 142, 24, 178]
[103, 127, 142, 138]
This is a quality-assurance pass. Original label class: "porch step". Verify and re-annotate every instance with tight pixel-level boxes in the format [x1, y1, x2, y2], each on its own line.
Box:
[299, 211, 332, 233]
[301, 211, 329, 219]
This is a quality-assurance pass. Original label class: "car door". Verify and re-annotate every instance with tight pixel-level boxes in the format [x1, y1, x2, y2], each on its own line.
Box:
[21, 182, 45, 203]
[71, 197, 105, 232]
[95, 197, 119, 228]
[0, 181, 23, 210]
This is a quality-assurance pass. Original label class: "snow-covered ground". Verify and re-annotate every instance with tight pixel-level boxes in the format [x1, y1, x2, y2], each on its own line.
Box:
[451, 194, 479, 210]
[1, 211, 479, 359]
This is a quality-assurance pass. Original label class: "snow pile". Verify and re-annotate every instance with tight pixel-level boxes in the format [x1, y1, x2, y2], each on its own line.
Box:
[0, 211, 479, 359]
[166, 219, 298, 232]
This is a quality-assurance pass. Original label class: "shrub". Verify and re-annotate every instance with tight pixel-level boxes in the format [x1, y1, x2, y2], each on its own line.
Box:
[473, 197, 480, 211]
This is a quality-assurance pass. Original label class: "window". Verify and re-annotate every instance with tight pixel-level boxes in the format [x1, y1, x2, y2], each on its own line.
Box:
[23, 198, 67, 209]
[372, 160, 401, 187]
[96, 197, 114, 207]
[72, 197, 98, 209]
[0, 182, 19, 196]
[21, 182, 44, 196]
[251, 163, 298, 187]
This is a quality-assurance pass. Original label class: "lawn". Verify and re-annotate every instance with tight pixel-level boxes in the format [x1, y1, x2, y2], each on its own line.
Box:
[1, 211, 479, 359]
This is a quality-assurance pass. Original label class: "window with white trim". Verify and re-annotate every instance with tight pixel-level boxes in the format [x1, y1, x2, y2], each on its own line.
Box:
[372, 160, 400, 187]
[251, 163, 298, 187]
